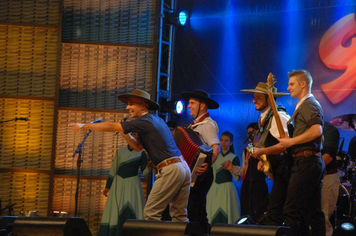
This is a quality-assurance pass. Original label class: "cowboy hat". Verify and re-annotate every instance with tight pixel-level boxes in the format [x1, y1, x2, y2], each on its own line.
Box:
[180, 89, 219, 109]
[240, 82, 289, 97]
[118, 89, 160, 110]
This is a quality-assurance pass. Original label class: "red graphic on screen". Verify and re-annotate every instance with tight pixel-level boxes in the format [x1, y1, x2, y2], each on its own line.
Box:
[319, 13, 356, 104]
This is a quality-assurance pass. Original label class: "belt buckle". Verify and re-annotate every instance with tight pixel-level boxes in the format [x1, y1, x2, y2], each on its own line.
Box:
[304, 150, 312, 157]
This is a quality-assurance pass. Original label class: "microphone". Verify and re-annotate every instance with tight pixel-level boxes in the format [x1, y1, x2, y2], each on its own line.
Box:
[243, 131, 254, 144]
[15, 117, 29, 121]
[338, 137, 345, 155]
[115, 114, 129, 136]
[90, 118, 103, 124]
[122, 113, 129, 121]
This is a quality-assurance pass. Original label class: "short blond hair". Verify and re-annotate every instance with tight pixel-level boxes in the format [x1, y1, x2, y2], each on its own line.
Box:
[288, 69, 313, 91]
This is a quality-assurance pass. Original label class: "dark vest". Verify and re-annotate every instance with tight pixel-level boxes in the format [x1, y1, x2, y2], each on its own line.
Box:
[257, 108, 291, 176]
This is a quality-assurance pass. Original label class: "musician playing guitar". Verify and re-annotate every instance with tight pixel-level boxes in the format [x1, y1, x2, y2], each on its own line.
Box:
[240, 73, 291, 225]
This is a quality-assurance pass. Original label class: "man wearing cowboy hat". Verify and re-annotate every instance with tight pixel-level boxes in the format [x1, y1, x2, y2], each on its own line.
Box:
[70, 89, 191, 222]
[240, 81, 291, 226]
[180, 89, 220, 235]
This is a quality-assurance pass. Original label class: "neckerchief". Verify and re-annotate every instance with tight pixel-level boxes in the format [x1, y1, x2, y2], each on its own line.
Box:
[192, 112, 210, 124]
[258, 108, 273, 134]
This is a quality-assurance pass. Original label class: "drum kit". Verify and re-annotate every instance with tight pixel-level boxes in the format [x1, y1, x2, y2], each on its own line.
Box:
[330, 114, 356, 224]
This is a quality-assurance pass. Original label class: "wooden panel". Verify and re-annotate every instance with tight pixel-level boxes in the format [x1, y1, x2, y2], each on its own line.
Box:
[0, 172, 50, 217]
[51, 176, 148, 235]
[59, 43, 153, 109]
[51, 177, 105, 235]
[62, 0, 156, 45]
[0, 0, 60, 26]
[0, 25, 59, 97]
[56, 110, 127, 176]
[0, 98, 54, 170]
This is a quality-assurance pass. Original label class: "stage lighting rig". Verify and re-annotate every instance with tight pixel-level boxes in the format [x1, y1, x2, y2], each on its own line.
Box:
[164, 10, 188, 26]
[159, 99, 185, 115]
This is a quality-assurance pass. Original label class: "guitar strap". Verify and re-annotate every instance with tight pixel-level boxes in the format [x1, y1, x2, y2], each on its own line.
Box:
[257, 109, 273, 149]
[257, 107, 293, 180]
[258, 106, 291, 148]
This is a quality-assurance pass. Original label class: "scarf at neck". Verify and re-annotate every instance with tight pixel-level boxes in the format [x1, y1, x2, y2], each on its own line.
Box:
[258, 108, 273, 134]
[193, 112, 210, 124]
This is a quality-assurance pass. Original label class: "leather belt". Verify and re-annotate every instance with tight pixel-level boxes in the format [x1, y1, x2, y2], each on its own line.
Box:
[326, 168, 338, 175]
[156, 157, 181, 170]
[292, 151, 321, 158]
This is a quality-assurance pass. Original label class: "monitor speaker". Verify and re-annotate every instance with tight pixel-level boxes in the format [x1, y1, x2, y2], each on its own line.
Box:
[10, 217, 92, 236]
[0, 216, 17, 235]
[210, 223, 292, 236]
[123, 219, 203, 236]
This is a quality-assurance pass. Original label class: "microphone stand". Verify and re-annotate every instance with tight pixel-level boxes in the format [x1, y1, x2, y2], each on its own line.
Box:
[0, 117, 27, 123]
[0, 119, 16, 123]
[73, 129, 93, 217]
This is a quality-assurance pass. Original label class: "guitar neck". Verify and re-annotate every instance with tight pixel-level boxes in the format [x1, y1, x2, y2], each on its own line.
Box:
[267, 93, 285, 139]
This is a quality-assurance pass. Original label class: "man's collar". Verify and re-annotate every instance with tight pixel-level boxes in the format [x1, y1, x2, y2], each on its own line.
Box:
[260, 107, 272, 120]
[140, 111, 149, 116]
[296, 93, 314, 111]
[194, 112, 208, 123]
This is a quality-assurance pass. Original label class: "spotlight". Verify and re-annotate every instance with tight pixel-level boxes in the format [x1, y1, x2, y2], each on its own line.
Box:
[159, 99, 185, 115]
[164, 10, 189, 26]
[341, 222, 354, 231]
[174, 100, 185, 114]
[337, 219, 356, 235]
[178, 11, 188, 26]
[236, 215, 255, 225]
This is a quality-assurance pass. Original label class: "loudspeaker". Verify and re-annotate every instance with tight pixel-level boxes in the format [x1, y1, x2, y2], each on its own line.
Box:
[210, 223, 292, 236]
[123, 219, 203, 236]
[0, 216, 17, 235]
[10, 217, 92, 236]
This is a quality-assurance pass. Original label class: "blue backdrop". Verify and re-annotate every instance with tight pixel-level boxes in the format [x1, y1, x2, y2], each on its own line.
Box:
[171, 0, 356, 160]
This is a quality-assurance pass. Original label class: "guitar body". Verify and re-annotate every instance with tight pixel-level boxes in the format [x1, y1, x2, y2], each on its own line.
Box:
[248, 143, 274, 180]
[259, 154, 273, 180]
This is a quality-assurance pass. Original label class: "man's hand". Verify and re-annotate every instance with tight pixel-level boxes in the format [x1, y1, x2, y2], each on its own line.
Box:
[147, 160, 156, 170]
[69, 123, 84, 132]
[250, 147, 262, 159]
[103, 188, 109, 197]
[257, 161, 265, 172]
[221, 160, 233, 171]
[277, 136, 293, 148]
[196, 163, 208, 175]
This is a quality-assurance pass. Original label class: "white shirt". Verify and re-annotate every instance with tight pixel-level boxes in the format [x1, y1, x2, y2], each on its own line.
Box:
[260, 107, 291, 139]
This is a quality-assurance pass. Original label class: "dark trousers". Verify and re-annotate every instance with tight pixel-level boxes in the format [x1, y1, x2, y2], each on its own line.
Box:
[240, 179, 268, 221]
[263, 162, 289, 226]
[187, 167, 213, 234]
[240, 158, 269, 221]
[283, 155, 325, 236]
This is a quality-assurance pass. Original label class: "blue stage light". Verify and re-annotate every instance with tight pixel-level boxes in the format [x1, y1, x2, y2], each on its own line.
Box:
[341, 222, 355, 231]
[337, 219, 356, 235]
[178, 11, 188, 26]
[165, 10, 188, 26]
[175, 100, 185, 114]
[236, 215, 255, 225]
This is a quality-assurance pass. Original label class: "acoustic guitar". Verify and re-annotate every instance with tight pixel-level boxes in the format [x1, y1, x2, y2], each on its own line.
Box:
[266, 72, 286, 139]
[248, 143, 273, 180]
[248, 73, 287, 180]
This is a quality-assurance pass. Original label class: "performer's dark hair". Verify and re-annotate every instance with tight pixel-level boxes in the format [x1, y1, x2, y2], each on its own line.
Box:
[221, 131, 235, 154]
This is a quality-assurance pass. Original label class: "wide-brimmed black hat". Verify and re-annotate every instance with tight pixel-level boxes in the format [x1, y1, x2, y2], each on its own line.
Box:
[118, 89, 160, 110]
[180, 89, 219, 109]
[240, 82, 289, 97]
